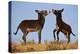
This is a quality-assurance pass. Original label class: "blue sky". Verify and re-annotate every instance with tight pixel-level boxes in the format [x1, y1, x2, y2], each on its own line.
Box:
[11, 1, 78, 44]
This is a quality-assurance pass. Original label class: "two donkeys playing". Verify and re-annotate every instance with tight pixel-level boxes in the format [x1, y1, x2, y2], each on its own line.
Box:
[14, 9, 75, 44]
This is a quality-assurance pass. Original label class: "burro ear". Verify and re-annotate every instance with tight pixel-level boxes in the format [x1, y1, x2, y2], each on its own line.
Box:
[35, 10, 39, 13]
[61, 8, 64, 12]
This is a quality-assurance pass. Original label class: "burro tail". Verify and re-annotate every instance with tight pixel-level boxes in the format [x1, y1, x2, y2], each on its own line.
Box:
[14, 26, 19, 35]
[71, 32, 75, 36]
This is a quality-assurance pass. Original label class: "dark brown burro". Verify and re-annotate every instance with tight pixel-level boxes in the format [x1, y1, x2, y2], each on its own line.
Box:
[14, 10, 49, 44]
[52, 9, 75, 43]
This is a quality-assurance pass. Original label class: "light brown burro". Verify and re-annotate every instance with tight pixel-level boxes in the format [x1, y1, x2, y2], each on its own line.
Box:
[14, 10, 49, 44]
[52, 9, 75, 43]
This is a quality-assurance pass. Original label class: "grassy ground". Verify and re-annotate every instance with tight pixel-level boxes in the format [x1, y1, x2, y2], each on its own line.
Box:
[11, 40, 78, 53]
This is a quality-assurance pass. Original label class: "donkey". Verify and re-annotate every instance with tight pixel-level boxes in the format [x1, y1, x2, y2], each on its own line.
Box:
[52, 9, 75, 43]
[14, 10, 49, 44]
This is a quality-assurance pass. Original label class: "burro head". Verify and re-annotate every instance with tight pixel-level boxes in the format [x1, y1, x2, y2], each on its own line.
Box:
[52, 8, 64, 16]
[35, 10, 50, 16]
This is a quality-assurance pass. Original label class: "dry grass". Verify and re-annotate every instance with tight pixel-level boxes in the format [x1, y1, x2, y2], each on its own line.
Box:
[11, 40, 78, 53]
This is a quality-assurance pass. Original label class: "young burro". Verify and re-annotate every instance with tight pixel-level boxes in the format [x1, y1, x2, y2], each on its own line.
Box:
[52, 9, 75, 43]
[14, 10, 49, 44]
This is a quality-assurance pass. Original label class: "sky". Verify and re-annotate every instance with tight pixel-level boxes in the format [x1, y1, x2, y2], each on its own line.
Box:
[10, 1, 78, 44]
